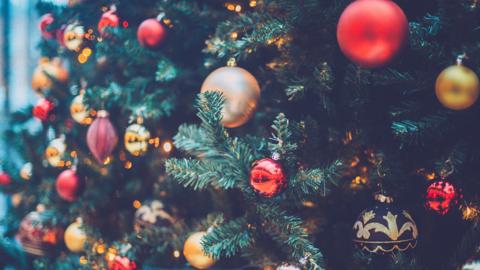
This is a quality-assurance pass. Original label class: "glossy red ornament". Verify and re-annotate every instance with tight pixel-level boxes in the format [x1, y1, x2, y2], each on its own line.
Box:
[249, 158, 287, 197]
[56, 169, 80, 202]
[425, 181, 458, 215]
[33, 98, 55, 121]
[108, 256, 137, 270]
[336, 0, 408, 68]
[98, 10, 119, 36]
[87, 110, 118, 163]
[0, 172, 11, 186]
[39, 13, 55, 39]
[137, 18, 167, 48]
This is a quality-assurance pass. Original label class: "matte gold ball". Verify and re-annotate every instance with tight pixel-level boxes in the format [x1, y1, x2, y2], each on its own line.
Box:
[70, 94, 92, 125]
[435, 65, 479, 110]
[32, 58, 69, 95]
[200, 66, 260, 128]
[183, 231, 216, 269]
[64, 220, 87, 253]
[124, 124, 151, 156]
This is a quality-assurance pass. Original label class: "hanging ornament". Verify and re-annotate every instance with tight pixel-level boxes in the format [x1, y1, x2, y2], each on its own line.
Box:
[435, 63, 479, 110]
[56, 169, 81, 202]
[137, 18, 167, 49]
[33, 98, 55, 122]
[39, 13, 55, 39]
[134, 200, 175, 232]
[64, 218, 87, 253]
[98, 9, 119, 36]
[87, 110, 118, 164]
[20, 162, 33, 180]
[200, 60, 261, 128]
[108, 256, 137, 270]
[425, 180, 458, 215]
[32, 58, 69, 95]
[353, 194, 418, 253]
[0, 172, 11, 186]
[63, 22, 85, 51]
[45, 137, 67, 167]
[124, 123, 151, 157]
[16, 206, 63, 256]
[250, 158, 287, 198]
[70, 93, 92, 125]
[336, 0, 408, 68]
[183, 231, 216, 269]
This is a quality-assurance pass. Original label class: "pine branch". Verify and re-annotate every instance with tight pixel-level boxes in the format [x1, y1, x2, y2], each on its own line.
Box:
[268, 113, 297, 158]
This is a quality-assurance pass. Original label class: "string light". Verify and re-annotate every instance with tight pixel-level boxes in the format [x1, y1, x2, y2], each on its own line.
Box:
[70, 151, 77, 158]
[162, 141, 173, 153]
[461, 204, 479, 220]
[133, 200, 141, 209]
[249, 0, 257, 7]
[105, 247, 117, 261]
[230, 32, 238, 40]
[124, 161, 133, 169]
[173, 250, 180, 258]
[95, 243, 106, 254]
[79, 256, 88, 265]
[103, 156, 111, 165]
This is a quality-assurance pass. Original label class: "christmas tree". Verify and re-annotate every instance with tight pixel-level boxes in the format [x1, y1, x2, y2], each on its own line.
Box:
[1, 0, 480, 269]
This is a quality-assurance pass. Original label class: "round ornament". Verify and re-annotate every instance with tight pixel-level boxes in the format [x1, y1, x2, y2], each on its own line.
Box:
[183, 231, 216, 269]
[124, 123, 151, 157]
[250, 158, 287, 198]
[425, 180, 458, 215]
[108, 256, 137, 270]
[56, 169, 81, 202]
[45, 137, 67, 167]
[137, 18, 167, 49]
[64, 218, 87, 253]
[16, 207, 63, 256]
[70, 93, 92, 125]
[336, 0, 408, 68]
[98, 10, 119, 36]
[39, 13, 55, 39]
[0, 172, 11, 186]
[33, 98, 55, 122]
[435, 65, 479, 110]
[20, 162, 33, 180]
[353, 196, 418, 253]
[63, 23, 85, 51]
[200, 65, 261, 128]
[87, 110, 118, 163]
[32, 58, 69, 95]
[134, 200, 174, 232]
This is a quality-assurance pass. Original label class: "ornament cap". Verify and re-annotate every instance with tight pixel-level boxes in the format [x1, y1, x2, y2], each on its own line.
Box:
[227, 58, 237, 67]
[374, 193, 393, 204]
[97, 110, 109, 118]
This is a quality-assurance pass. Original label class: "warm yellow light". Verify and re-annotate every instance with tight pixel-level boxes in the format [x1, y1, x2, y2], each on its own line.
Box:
[162, 141, 173, 153]
[133, 200, 141, 209]
[96, 244, 106, 254]
[70, 151, 77, 158]
[82, 47, 92, 57]
[230, 32, 238, 40]
[226, 3, 235, 11]
[79, 256, 88, 265]
[78, 54, 87, 64]
[173, 250, 180, 258]
[235, 4, 242, 12]
[249, 0, 257, 7]
[103, 156, 111, 165]
[124, 161, 132, 169]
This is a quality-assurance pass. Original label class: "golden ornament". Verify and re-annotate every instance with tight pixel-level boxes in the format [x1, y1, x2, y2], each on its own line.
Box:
[64, 218, 87, 253]
[45, 137, 67, 167]
[31, 58, 69, 95]
[200, 66, 260, 128]
[64, 23, 85, 51]
[435, 65, 479, 110]
[124, 123, 151, 156]
[183, 231, 216, 269]
[70, 94, 92, 125]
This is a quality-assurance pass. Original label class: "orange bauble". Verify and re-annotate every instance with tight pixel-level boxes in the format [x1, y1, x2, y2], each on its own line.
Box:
[31, 58, 69, 95]
[183, 232, 216, 269]
[337, 0, 408, 68]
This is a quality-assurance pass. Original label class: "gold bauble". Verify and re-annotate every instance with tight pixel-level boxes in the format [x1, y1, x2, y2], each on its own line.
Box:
[435, 65, 479, 110]
[70, 94, 92, 125]
[31, 58, 69, 95]
[45, 138, 67, 167]
[64, 219, 87, 253]
[183, 231, 216, 269]
[64, 23, 85, 51]
[200, 66, 260, 128]
[124, 124, 151, 156]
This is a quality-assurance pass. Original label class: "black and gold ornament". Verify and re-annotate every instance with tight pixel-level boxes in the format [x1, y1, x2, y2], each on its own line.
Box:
[353, 195, 418, 253]
[134, 200, 174, 232]
[124, 123, 151, 157]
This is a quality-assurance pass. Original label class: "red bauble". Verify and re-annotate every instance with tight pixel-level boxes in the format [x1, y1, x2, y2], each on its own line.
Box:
[98, 10, 119, 36]
[108, 256, 137, 270]
[425, 181, 458, 215]
[137, 18, 167, 48]
[56, 169, 80, 202]
[0, 172, 11, 186]
[39, 13, 55, 39]
[249, 158, 287, 197]
[87, 110, 118, 163]
[33, 98, 55, 121]
[336, 0, 408, 68]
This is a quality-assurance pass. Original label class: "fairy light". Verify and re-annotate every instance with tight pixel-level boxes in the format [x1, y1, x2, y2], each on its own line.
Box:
[133, 200, 141, 209]
[230, 32, 238, 40]
[302, 201, 315, 207]
[79, 256, 88, 265]
[462, 204, 479, 220]
[162, 141, 173, 153]
[122, 21, 129, 28]
[149, 137, 160, 148]
[95, 243, 106, 254]
[103, 156, 111, 165]
[124, 161, 133, 169]
[235, 4, 242, 12]
[249, 0, 257, 7]
[105, 247, 117, 261]
[173, 250, 180, 258]
[70, 151, 77, 158]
